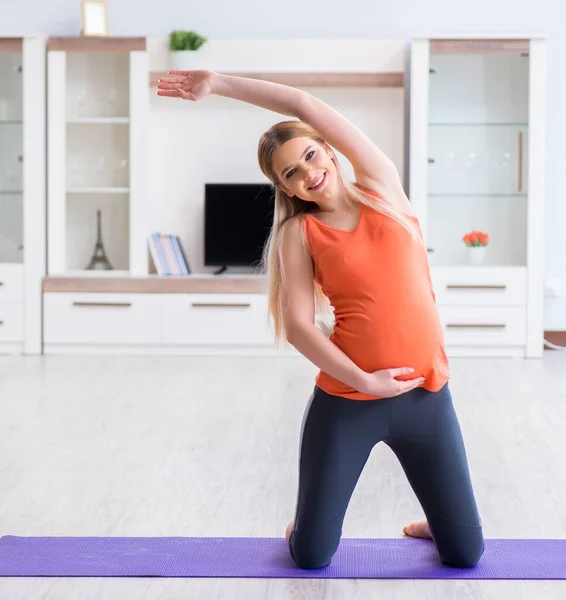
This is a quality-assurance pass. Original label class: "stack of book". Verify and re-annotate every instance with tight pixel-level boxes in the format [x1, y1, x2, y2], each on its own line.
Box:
[148, 232, 191, 276]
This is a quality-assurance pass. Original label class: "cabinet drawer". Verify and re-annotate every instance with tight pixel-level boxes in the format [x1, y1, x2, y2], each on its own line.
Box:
[0, 303, 24, 342]
[431, 267, 527, 306]
[162, 294, 274, 346]
[440, 306, 526, 346]
[44, 293, 162, 345]
[0, 265, 24, 302]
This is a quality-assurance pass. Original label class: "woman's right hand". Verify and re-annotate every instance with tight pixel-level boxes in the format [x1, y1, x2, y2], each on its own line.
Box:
[358, 368, 425, 398]
[156, 70, 216, 102]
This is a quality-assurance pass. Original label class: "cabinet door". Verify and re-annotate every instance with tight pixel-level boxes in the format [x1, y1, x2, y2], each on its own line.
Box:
[162, 294, 274, 346]
[0, 48, 24, 264]
[44, 292, 162, 345]
[0, 302, 24, 342]
[426, 43, 530, 268]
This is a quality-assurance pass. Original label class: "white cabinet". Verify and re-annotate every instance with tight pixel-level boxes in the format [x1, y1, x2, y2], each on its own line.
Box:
[439, 306, 527, 349]
[0, 303, 24, 343]
[0, 38, 46, 355]
[430, 267, 527, 307]
[410, 38, 547, 357]
[47, 37, 149, 277]
[42, 286, 282, 355]
[43, 292, 162, 349]
[162, 293, 273, 348]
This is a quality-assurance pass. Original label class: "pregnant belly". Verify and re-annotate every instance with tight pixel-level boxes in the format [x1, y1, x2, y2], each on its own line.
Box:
[330, 309, 445, 376]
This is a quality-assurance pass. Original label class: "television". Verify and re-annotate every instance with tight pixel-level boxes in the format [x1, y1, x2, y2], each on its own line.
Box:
[204, 183, 275, 273]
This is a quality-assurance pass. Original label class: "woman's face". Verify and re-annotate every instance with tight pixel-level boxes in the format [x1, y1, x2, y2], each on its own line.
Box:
[271, 137, 337, 202]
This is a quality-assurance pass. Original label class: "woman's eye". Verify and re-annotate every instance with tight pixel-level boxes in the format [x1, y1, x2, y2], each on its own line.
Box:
[286, 169, 296, 179]
[306, 151, 315, 160]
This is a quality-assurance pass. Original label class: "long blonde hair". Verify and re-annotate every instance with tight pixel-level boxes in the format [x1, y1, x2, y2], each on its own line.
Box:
[257, 120, 417, 343]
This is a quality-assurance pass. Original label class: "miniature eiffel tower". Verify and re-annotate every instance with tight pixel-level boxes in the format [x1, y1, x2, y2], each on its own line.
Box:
[86, 209, 114, 270]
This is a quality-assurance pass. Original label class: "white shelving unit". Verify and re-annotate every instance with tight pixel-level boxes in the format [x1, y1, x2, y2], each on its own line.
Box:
[0, 37, 46, 355]
[43, 38, 407, 356]
[47, 37, 149, 277]
[410, 37, 547, 357]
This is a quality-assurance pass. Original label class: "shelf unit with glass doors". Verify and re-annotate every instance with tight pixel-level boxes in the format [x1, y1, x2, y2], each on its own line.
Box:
[46, 36, 149, 278]
[0, 37, 46, 354]
[409, 37, 547, 357]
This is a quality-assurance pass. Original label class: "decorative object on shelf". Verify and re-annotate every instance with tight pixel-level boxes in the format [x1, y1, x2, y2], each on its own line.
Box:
[462, 230, 489, 266]
[86, 209, 113, 270]
[168, 30, 207, 71]
[148, 232, 190, 276]
[81, 1, 109, 38]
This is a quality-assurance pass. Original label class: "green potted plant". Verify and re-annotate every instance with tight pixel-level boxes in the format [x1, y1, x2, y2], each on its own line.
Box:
[169, 30, 208, 71]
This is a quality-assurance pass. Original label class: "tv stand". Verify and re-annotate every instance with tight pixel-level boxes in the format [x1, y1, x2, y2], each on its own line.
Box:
[214, 266, 228, 275]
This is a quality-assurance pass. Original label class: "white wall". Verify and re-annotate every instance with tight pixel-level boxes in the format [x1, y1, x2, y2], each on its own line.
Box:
[2, 0, 565, 329]
[149, 86, 404, 274]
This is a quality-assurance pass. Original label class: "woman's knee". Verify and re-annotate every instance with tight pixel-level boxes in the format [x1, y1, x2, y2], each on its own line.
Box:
[440, 528, 484, 568]
[289, 530, 338, 570]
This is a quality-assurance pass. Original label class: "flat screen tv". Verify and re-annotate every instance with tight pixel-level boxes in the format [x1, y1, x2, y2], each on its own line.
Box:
[204, 183, 275, 273]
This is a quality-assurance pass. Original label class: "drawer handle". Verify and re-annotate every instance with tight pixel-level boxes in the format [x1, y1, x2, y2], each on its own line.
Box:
[72, 302, 132, 308]
[445, 285, 507, 291]
[446, 323, 506, 329]
[191, 302, 251, 308]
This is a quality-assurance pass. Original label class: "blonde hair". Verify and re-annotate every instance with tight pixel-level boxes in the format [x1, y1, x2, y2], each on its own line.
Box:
[257, 120, 417, 343]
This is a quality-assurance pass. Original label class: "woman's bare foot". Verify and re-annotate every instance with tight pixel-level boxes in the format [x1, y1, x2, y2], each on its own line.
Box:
[285, 521, 294, 542]
[403, 520, 432, 539]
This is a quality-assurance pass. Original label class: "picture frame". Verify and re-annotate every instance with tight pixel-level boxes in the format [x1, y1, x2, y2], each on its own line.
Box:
[81, 0, 109, 37]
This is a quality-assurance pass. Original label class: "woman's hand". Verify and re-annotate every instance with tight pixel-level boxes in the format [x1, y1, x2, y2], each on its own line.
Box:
[358, 368, 425, 398]
[156, 70, 216, 101]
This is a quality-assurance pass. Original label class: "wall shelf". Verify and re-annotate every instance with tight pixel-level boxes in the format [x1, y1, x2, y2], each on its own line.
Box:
[150, 71, 404, 88]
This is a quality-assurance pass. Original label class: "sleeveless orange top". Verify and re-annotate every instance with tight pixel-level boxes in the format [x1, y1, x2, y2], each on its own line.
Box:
[303, 186, 450, 400]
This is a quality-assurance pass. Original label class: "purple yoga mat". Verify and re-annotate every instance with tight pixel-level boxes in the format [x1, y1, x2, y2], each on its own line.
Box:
[1, 536, 565, 579]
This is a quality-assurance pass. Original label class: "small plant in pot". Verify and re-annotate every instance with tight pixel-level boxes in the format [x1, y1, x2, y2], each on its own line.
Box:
[462, 230, 489, 265]
[169, 30, 208, 71]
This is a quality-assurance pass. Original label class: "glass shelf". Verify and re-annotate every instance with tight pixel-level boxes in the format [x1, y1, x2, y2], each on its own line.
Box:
[427, 124, 528, 196]
[66, 122, 129, 189]
[66, 52, 130, 121]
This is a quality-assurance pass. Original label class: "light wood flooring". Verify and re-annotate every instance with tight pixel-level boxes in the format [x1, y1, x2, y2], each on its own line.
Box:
[1, 352, 566, 599]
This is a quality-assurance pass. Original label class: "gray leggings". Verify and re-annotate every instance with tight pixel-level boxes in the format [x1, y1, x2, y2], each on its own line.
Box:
[288, 383, 484, 569]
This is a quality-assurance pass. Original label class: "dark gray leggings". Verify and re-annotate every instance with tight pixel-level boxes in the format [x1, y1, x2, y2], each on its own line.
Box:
[288, 383, 484, 569]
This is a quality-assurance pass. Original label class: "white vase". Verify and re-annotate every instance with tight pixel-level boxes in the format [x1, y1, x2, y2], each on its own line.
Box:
[469, 246, 486, 266]
[170, 51, 198, 72]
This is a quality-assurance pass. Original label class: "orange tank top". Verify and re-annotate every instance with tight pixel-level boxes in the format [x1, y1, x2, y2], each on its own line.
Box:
[303, 186, 450, 400]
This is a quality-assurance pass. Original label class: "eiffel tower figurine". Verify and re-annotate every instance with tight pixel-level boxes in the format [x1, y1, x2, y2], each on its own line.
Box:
[86, 209, 114, 270]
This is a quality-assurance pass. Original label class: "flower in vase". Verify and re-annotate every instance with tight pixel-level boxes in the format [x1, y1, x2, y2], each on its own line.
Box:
[462, 230, 489, 247]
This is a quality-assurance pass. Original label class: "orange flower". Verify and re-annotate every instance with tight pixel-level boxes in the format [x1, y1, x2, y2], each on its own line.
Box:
[462, 230, 489, 247]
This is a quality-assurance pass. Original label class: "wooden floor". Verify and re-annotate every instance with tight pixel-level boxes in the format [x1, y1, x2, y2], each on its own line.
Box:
[1, 352, 566, 599]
